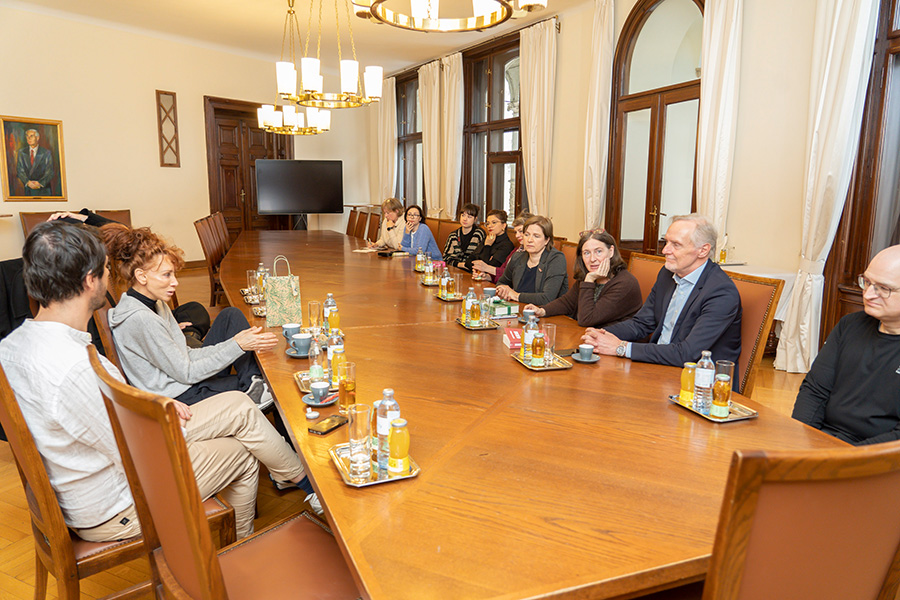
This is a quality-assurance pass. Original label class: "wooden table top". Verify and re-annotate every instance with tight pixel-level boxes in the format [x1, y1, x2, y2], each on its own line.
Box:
[220, 230, 844, 600]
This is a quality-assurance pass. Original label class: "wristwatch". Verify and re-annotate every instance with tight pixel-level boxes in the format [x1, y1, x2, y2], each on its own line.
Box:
[616, 341, 628, 358]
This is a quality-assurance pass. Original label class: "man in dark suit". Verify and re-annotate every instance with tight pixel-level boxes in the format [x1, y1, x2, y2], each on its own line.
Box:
[582, 214, 741, 366]
[16, 129, 54, 196]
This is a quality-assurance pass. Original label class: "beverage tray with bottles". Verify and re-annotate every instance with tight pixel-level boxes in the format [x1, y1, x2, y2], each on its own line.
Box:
[293, 370, 337, 393]
[510, 352, 572, 371]
[329, 443, 421, 488]
[434, 293, 465, 302]
[420, 278, 439, 287]
[455, 317, 500, 330]
[666, 395, 758, 423]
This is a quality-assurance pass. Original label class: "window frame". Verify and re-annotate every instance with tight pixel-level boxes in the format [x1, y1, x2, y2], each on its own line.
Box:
[395, 73, 424, 210]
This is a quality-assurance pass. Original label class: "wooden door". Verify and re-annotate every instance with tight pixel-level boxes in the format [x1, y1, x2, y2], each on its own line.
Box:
[204, 96, 291, 243]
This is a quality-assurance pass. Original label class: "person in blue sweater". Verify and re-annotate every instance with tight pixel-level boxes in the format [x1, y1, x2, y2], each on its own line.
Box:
[401, 205, 442, 260]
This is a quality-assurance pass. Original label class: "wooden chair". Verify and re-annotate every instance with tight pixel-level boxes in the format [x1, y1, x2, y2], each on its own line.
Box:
[627, 252, 665, 303]
[552, 236, 566, 250]
[0, 363, 151, 600]
[20, 211, 132, 236]
[354, 211, 369, 239]
[346, 209, 359, 236]
[724, 271, 783, 397]
[89, 347, 362, 600]
[210, 211, 231, 252]
[559, 240, 579, 292]
[95, 210, 132, 228]
[366, 213, 381, 243]
[424, 217, 440, 242]
[506, 227, 518, 247]
[93, 302, 124, 375]
[194, 214, 227, 306]
[437, 219, 458, 254]
[702, 441, 900, 600]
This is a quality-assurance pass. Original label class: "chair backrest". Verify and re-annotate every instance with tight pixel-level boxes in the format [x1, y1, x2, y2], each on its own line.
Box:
[627, 252, 665, 303]
[93, 302, 125, 376]
[96, 210, 132, 228]
[366, 214, 381, 243]
[354, 211, 369, 239]
[0, 364, 77, 572]
[89, 346, 227, 600]
[194, 215, 226, 276]
[210, 211, 230, 252]
[559, 240, 579, 292]
[346, 209, 359, 236]
[724, 271, 783, 397]
[704, 441, 900, 600]
[506, 227, 518, 247]
[424, 217, 440, 242]
[552, 236, 566, 250]
[19, 212, 53, 237]
[437, 220, 458, 253]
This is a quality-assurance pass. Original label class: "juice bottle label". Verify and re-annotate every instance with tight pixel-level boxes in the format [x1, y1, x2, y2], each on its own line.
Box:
[710, 403, 730, 419]
[388, 456, 409, 474]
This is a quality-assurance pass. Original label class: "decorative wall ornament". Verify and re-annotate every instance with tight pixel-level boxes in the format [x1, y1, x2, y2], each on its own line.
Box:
[156, 90, 181, 167]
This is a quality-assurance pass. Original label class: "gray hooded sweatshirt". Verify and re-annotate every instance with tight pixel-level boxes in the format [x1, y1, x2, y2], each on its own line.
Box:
[107, 293, 244, 399]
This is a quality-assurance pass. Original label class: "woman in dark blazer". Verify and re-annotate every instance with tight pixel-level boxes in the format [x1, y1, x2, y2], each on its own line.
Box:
[524, 230, 642, 327]
[467, 209, 514, 277]
[496, 215, 569, 305]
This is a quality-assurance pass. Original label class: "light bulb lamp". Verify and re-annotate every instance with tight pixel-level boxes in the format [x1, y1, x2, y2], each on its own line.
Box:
[368, 0, 514, 33]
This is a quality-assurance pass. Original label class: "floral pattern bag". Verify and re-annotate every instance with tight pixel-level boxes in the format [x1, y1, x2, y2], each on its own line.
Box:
[265, 255, 302, 327]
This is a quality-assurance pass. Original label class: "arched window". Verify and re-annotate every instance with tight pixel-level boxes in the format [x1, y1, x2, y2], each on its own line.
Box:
[606, 0, 703, 254]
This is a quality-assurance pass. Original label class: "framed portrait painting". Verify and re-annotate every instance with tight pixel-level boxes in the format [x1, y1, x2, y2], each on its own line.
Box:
[1, 116, 67, 201]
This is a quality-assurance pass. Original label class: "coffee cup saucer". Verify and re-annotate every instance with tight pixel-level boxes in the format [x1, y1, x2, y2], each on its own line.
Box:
[285, 347, 310, 359]
[572, 353, 601, 364]
[302, 393, 337, 407]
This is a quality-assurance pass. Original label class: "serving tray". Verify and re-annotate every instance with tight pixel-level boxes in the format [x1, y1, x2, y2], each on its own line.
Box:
[455, 317, 500, 330]
[666, 395, 759, 423]
[293, 370, 337, 393]
[434, 293, 464, 302]
[329, 443, 420, 488]
[510, 352, 572, 371]
[420, 278, 439, 287]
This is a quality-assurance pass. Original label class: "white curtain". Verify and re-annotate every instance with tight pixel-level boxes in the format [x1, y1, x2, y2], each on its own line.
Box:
[377, 76, 397, 200]
[774, 0, 879, 373]
[695, 0, 743, 249]
[418, 61, 442, 215]
[583, 0, 614, 230]
[520, 19, 558, 218]
[440, 53, 464, 219]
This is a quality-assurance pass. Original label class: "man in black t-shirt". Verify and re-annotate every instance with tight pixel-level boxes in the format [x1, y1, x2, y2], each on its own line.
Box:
[793, 245, 900, 445]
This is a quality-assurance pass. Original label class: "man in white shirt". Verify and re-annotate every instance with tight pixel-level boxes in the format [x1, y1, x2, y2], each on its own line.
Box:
[0, 221, 313, 541]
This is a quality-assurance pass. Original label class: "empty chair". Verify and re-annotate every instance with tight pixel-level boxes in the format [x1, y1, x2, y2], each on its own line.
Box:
[724, 272, 783, 397]
[702, 441, 900, 600]
[0, 363, 151, 600]
[194, 213, 228, 306]
[437, 219, 457, 253]
[627, 252, 665, 303]
[89, 347, 361, 600]
[424, 217, 440, 242]
[211, 211, 231, 252]
[366, 213, 381, 243]
[354, 211, 369, 239]
[346, 209, 360, 236]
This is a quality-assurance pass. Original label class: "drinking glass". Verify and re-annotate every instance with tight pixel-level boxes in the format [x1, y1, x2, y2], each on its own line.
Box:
[347, 404, 371, 482]
[308, 300, 322, 331]
[480, 298, 492, 327]
[716, 360, 735, 407]
[338, 362, 357, 414]
[246, 270, 258, 295]
[452, 274, 462, 298]
[542, 323, 557, 366]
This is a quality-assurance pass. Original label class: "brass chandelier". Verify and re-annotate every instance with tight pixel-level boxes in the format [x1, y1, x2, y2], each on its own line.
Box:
[359, 0, 547, 33]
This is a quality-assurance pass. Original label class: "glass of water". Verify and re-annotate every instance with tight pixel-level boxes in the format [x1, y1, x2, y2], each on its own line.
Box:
[542, 323, 557, 366]
[347, 404, 371, 483]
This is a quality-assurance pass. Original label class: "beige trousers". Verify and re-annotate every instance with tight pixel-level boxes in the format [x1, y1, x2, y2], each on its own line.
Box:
[77, 391, 305, 541]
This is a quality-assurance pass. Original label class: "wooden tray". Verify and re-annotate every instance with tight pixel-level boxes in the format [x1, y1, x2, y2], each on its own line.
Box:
[455, 317, 500, 330]
[329, 443, 420, 488]
[510, 352, 572, 371]
[666, 395, 758, 423]
[293, 370, 337, 393]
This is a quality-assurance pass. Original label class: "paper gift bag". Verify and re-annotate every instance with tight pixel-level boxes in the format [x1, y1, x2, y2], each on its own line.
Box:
[265, 255, 302, 327]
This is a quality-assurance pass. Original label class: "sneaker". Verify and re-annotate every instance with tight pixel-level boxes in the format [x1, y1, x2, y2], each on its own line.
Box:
[246, 375, 275, 411]
[305, 492, 323, 515]
[269, 473, 315, 495]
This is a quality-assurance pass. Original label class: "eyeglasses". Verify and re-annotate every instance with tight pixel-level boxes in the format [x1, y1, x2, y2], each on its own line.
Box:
[407, 213, 421, 219]
[858, 275, 900, 299]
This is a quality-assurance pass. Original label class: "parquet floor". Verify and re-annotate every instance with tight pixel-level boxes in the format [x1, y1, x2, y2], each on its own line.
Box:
[0, 267, 808, 599]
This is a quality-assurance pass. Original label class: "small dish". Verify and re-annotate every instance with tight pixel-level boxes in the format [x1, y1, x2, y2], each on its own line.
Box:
[251, 306, 267, 317]
[571, 354, 601, 364]
[243, 295, 260, 305]
[301, 393, 338, 407]
[285, 347, 310, 359]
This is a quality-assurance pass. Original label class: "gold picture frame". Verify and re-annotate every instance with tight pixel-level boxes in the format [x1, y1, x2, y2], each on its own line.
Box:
[1, 115, 67, 201]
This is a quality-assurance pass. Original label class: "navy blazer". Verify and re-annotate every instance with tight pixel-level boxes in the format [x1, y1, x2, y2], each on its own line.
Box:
[605, 259, 741, 367]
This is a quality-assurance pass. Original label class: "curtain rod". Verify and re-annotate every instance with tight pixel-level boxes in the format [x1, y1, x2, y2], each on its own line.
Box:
[386, 14, 559, 79]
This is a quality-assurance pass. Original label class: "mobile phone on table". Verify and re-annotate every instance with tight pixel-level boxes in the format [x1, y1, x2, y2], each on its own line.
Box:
[308, 414, 348, 435]
[555, 348, 577, 357]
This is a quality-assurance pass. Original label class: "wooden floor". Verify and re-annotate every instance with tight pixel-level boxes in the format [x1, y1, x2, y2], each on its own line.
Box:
[0, 267, 807, 599]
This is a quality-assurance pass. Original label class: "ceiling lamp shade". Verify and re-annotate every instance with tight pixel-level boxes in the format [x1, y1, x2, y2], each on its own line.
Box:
[369, 0, 514, 32]
[257, 104, 331, 135]
[517, 0, 547, 11]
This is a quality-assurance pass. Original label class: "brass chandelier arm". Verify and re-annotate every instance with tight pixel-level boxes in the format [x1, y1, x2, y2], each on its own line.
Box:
[368, 0, 514, 33]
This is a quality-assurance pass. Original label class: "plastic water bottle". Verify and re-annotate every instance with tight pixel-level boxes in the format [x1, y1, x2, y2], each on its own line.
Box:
[323, 293, 337, 334]
[522, 315, 539, 361]
[463, 287, 477, 322]
[308, 336, 325, 383]
[693, 350, 715, 415]
[326, 328, 343, 374]
[376, 389, 400, 472]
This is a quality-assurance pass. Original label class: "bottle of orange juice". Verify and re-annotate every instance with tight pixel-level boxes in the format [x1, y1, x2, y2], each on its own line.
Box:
[679, 362, 696, 407]
[388, 418, 410, 474]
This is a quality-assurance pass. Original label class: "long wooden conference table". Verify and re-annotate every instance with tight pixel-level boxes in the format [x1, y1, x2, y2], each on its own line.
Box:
[220, 230, 843, 600]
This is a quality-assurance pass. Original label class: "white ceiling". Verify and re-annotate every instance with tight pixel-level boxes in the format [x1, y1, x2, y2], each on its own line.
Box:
[7, 0, 583, 74]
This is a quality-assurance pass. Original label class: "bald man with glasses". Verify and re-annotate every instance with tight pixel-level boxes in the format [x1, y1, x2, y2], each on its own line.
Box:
[793, 245, 900, 445]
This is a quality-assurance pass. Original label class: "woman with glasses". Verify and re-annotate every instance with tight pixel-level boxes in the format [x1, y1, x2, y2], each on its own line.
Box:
[496, 215, 569, 305]
[368, 197, 405, 250]
[466, 209, 514, 278]
[523, 230, 642, 327]
[400, 205, 442, 259]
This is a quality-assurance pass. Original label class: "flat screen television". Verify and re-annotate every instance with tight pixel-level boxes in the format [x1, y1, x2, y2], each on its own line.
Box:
[255, 159, 343, 215]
